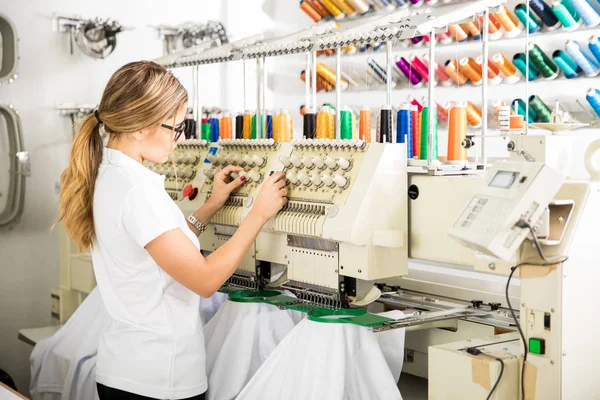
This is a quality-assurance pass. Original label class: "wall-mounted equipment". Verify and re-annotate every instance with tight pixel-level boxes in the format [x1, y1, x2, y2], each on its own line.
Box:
[56, 103, 96, 135]
[153, 21, 228, 55]
[0, 13, 19, 85]
[0, 104, 28, 228]
[53, 13, 129, 59]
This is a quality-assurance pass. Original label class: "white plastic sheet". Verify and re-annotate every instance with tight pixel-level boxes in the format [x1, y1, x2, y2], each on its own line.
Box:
[204, 299, 304, 400]
[237, 310, 406, 400]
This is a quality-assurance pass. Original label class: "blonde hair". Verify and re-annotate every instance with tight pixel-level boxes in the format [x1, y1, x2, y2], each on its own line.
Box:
[56, 61, 188, 250]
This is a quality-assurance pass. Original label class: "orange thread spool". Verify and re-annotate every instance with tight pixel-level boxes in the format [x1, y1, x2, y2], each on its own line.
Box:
[466, 102, 482, 128]
[479, 14, 502, 39]
[316, 63, 348, 89]
[309, 0, 331, 18]
[332, 0, 356, 16]
[447, 102, 468, 162]
[495, 6, 519, 32]
[243, 111, 253, 139]
[492, 53, 518, 78]
[448, 24, 468, 42]
[300, 1, 322, 22]
[412, 106, 420, 158]
[459, 22, 481, 38]
[316, 108, 329, 139]
[220, 114, 232, 139]
[359, 107, 371, 142]
[459, 57, 483, 85]
[444, 59, 468, 85]
[281, 111, 293, 142]
[326, 107, 335, 139]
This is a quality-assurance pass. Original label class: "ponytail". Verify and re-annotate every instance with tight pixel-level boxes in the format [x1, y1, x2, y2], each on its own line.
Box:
[55, 113, 104, 250]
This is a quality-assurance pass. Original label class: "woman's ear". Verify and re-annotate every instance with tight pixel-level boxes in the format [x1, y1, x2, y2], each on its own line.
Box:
[132, 128, 150, 141]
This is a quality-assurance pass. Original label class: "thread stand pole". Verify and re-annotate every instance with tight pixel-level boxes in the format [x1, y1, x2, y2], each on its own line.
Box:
[306, 52, 311, 111]
[262, 56, 267, 139]
[193, 66, 200, 138]
[336, 47, 341, 140]
[427, 26, 435, 168]
[482, 9, 490, 167]
[386, 40, 393, 107]
[256, 58, 262, 139]
[312, 50, 317, 112]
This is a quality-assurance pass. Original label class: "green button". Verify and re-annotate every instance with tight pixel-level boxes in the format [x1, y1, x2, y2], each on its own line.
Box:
[529, 338, 545, 355]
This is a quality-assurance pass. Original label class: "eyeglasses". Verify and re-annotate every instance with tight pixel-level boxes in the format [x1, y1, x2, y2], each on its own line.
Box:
[161, 121, 186, 141]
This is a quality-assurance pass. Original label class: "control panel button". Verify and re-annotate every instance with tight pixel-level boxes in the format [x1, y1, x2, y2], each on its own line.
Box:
[322, 173, 334, 187]
[248, 170, 262, 183]
[310, 173, 322, 186]
[230, 154, 241, 165]
[279, 155, 291, 167]
[238, 170, 248, 181]
[333, 174, 348, 188]
[337, 157, 351, 170]
[297, 172, 310, 186]
[290, 156, 302, 168]
[252, 155, 266, 167]
[287, 171, 299, 185]
[207, 155, 217, 164]
[312, 156, 325, 169]
[182, 184, 198, 200]
[243, 155, 254, 166]
[325, 156, 337, 170]
[301, 156, 314, 168]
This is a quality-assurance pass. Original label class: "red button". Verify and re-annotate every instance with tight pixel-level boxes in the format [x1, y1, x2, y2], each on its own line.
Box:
[182, 184, 195, 198]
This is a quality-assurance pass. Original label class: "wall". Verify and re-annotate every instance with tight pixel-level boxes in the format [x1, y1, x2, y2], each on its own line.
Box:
[0, 0, 224, 395]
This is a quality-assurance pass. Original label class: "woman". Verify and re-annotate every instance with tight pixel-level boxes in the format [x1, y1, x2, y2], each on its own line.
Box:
[56, 61, 288, 400]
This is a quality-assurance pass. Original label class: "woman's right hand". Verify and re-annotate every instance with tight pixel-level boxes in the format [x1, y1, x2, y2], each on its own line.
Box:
[250, 172, 288, 223]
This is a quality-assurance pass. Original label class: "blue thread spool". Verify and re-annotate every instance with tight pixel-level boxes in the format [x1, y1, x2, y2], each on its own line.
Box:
[589, 36, 600, 64]
[513, 98, 539, 123]
[529, 0, 562, 29]
[586, 88, 600, 117]
[566, 40, 600, 76]
[266, 112, 273, 139]
[552, 50, 581, 78]
[515, 4, 542, 33]
[209, 117, 220, 142]
[551, 0, 582, 30]
[397, 104, 413, 159]
[513, 53, 540, 80]
[568, 0, 600, 26]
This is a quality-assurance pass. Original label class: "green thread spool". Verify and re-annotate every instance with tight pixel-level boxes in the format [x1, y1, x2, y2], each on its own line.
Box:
[561, 0, 580, 22]
[529, 95, 552, 123]
[251, 114, 257, 139]
[340, 109, 353, 140]
[551, 1, 579, 28]
[528, 43, 559, 79]
[419, 106, 438, 160]
[513, 53, 540, 80]
[513, 98, 538, 123]
[201, 122, 211, 141]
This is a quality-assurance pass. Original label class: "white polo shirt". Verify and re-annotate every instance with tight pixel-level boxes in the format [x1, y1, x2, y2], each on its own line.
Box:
[91, 148, 207, 399]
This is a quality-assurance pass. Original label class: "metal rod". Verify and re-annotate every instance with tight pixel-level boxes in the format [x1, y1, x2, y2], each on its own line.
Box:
[386, 41, 392, 106]
[243, 59, 247, 111]
[427, 26, 435, 167]
[525, 2, 530, 135]
[336, 47, 342, 140]
[306, 52, 311, 110]
[262, 56, 267, 138]
[482, 9, 489, 167]
[256, 58, 261, 139]
[192, 66, 200, 138]
[312, 50, 317, 112]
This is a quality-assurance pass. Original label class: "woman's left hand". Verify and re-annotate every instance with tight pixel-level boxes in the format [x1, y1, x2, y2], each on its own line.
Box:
[208, 165, 246, 208]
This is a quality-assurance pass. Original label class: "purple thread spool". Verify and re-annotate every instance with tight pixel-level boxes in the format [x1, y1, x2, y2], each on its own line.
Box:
[396, 57, 423, 86]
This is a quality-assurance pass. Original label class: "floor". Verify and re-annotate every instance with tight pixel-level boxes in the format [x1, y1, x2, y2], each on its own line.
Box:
[398, 373, 428, 400]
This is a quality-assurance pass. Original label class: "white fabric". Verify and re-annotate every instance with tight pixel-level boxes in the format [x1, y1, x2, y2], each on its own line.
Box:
[237, 311, 406, 400]
[204, 299, 304, 400]
[93, 147, 206, 398]
[30, 288, 227, 400]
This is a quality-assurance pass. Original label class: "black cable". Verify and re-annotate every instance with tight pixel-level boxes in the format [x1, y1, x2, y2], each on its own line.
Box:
[505, 220, 568, 400]
[466, 347, 505, 399]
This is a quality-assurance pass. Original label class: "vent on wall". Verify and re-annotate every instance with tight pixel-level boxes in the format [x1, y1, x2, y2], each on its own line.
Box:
[0, 13, 19, 85]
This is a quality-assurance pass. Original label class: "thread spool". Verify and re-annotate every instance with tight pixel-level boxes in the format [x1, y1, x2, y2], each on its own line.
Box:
[395, 57, 423, 86]
[551, 0, 582, 30]
[459, 22, 481, 40]
[368, 58, 396, 86]
[220, 113, 233, 140]
[201, 118, 211, 142]
[326, 106, 336, 139]
[301, 70, 332, 92]
[316, 107, 329, 139]
[568, 0, 600, 26]
[459, 57, 483, 85]
[552, 49, 581, 78]
[309, 0, 332, 18]
[448, 24, 468, 42]
[475, 55, 503, 84]
[514, 98, 538, 122]
[586, 88, 600, 116]
[266, 112, 273, 140]
[566, 40, 600, 77]
[235, 112, 244, 139]
[301, 1, 323, 21]
[466, 102, 482, 128]
[497, 105, 512, 131]
[529, 0, 562, 29]
[528, 43, 559, 79]
[419, 105, 438, 161]
[447, 102, 468, 164]
[319, 0, 345, 19]
[279, 109, 293, 142]
[300, 105, 307, 116]
[436, 32, 453, 45]
[243, 111, 253, 139]
[397, 104, 413, 158]
[411, 36, 425, 47]
[492, 53, 521, 84]
[528, 95, 552, 122]
[316, 63, 349, 89]
[340, 107, 353, 140]
[589, 36, 600, 64]
[251, 114, 258, 139]
[513, 53, 540, 80]
[515, 4, 543, 33]
[422, 55, 452, 86]
[436, 103, 449, 123]
[332, 0, 356, 16]
[495, 6, 522, 38]
[410, 0, 425, 7]
[412, 105, 420, 158]
[359, 107, 372, 142]
[444, 59, 469, 85]
[479, 14, 503, 40]
[346, 0, 371, 13]
[410, 55, 434, 84]
[376, 106, 393, 143]
[304, 110, 317, 139]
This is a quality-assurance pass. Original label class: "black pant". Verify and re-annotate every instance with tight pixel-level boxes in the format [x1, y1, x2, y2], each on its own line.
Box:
[97, 383, 206, 400]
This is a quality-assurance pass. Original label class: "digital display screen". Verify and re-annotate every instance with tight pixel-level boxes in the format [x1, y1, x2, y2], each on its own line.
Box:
[489, 170, 518, 188]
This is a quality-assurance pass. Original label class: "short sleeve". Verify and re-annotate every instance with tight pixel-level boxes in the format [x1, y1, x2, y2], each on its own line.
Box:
[121, 182, 180, 248]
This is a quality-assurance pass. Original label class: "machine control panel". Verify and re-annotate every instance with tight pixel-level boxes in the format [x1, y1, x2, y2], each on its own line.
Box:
[448, 161, 565, 261]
